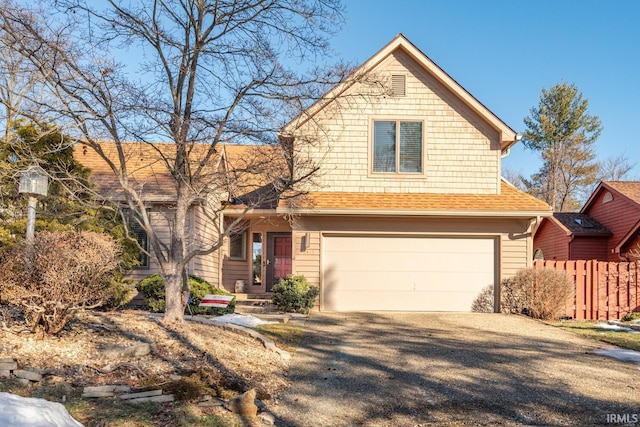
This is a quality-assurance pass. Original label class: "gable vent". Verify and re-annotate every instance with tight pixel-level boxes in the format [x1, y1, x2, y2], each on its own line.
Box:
[391, 74, 406, 96]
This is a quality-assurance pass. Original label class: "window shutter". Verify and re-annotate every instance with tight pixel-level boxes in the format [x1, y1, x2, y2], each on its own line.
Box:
[391, 74, 406, 96]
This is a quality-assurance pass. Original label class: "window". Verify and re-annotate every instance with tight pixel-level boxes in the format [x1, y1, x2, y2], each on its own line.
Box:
[124, 209, 149, 268]
[229, 231, 247, 260]
[372, 120, 423, 173]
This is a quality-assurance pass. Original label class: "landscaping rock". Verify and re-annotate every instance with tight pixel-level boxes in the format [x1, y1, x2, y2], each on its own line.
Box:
[226, 388, 258, 417]
[102, 342, 157, 358]
[13, 369, 43, 382]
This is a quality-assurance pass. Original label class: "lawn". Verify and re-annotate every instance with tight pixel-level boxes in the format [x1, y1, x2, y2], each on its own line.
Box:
[552, 320, 640, 352]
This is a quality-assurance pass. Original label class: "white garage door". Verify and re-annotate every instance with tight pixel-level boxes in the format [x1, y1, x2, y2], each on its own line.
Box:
[322, 235, 496, 311]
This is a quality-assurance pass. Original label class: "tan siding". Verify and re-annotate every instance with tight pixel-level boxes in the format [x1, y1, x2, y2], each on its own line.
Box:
[188, 206, 220, 286]
[295, 49, 501, 195]
[500, 235, 529, 278]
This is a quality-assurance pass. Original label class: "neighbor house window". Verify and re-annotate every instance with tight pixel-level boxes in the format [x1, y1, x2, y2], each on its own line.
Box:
[124, 209, 150, 268]
[372, 120, 423, 173]
[229, 231, 247, 260]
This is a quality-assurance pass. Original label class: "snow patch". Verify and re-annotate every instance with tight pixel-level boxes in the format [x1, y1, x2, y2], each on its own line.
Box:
[594, 348, 640, 366]
[0, 392, 83, 427]
[212, 313, 276, 328]
[594, 322, 640, 333]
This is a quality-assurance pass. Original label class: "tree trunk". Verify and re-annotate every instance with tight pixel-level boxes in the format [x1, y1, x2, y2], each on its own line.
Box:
[162, 194, 190, 324]
[163, 268, 184, 323]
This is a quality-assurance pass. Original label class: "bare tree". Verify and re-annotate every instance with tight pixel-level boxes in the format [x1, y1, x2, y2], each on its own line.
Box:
[0, 0, 350, 323]
[597, 153, 638, 182]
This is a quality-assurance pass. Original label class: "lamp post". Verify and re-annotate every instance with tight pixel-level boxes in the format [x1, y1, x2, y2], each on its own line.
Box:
[18, 165, 49, 259]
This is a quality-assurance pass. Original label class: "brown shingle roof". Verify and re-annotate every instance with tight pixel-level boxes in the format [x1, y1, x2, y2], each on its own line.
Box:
[603, 181, 640, 205]
[279, 180, 550, 214]
[75, 142, 280, 202]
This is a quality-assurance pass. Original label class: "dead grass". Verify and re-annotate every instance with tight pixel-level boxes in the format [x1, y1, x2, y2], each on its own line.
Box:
[254, 323, 305, 353]
[552, 320, 640, 352]
[0, 309, 292, 426]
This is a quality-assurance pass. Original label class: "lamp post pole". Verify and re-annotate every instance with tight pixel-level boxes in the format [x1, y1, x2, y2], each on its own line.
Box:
[26, 195, 37, 246]
[19, 165, 49, 271]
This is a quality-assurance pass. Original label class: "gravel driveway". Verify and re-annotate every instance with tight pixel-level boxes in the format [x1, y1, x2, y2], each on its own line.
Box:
[270, 312, 640, 426]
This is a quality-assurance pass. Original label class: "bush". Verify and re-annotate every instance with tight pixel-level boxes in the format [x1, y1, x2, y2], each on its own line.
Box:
[471, 284, 495, 313]
[516, 268, 574, 320]
[472, 269, 574, 320]
[0, 231, 122, 334]
[622, 312, 640, 322]
[271, 274, 318, 314]
[135, 274, 235, 315]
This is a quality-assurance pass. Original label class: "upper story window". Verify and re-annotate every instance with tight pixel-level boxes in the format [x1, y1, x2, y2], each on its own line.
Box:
[372, 120, 423, 174]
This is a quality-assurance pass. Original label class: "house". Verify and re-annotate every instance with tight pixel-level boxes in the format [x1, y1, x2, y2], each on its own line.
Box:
[78, 34, 552, 312]
[534, 181, 640, 262]
[532, 212, 611, 261]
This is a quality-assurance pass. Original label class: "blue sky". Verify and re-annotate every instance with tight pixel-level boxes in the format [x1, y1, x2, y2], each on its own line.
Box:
[328, 0, 640, 178]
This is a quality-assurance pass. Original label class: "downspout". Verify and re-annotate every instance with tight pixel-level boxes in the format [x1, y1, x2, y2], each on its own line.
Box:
[528, 215, 542, 266]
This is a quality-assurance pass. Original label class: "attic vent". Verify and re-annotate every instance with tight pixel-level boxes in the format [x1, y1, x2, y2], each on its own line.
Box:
[391, 74, 406, 96]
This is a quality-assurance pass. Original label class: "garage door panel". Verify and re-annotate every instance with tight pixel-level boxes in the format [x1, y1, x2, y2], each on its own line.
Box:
[322, 235, 496, 312]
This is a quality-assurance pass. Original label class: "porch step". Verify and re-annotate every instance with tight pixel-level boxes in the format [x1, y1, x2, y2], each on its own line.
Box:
[233, 293, 272, 301]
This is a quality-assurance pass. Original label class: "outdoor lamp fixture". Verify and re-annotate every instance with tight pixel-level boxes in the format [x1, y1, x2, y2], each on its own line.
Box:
[18, 164, 49, 246]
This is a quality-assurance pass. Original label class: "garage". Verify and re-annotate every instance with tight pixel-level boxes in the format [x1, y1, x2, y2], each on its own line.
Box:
[322, 235, 496, 311]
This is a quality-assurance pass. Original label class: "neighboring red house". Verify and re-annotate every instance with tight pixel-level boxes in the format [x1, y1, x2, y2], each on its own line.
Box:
[534, 181, 640, 261]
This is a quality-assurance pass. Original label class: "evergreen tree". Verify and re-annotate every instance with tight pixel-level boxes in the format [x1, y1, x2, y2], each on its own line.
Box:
[522, 82, 602, 211]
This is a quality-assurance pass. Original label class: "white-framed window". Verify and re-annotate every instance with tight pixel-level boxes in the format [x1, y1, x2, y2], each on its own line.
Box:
[229, 231, 247, 260]
[372, 120, 423, 174]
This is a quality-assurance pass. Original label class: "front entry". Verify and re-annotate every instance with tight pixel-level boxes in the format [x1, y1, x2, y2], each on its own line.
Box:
[266, 232, 292, 291]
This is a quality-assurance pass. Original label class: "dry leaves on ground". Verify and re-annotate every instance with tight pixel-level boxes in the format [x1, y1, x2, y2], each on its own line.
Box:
[0, 310, 291, 401]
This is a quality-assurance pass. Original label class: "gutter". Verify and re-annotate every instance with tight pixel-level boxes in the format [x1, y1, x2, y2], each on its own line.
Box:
[276, 207, 553, 218]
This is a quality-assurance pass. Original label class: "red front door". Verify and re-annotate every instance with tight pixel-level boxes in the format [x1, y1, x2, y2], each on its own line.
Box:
[266, 233, 292, 291]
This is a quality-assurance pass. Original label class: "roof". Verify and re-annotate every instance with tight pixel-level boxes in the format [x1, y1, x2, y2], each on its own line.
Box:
[74, 142, 269, 202]
[601, 181, 640, 205]
[582, 181, 640, 213]
[276, 180, 551, 217]
[549, 212, 611, 236]
[285, 34, 519, 151]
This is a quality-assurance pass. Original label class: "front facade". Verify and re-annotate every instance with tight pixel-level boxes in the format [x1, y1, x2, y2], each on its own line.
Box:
[81, 35, 551, 312]
[221, 35, 551, 312]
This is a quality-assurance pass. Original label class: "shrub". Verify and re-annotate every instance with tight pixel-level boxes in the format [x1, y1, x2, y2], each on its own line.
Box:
[515, 268, 574, 320]
[135, 274, 235, 315]
[471, 284, 495, 313]
[622, 312, 640, 322]
[0, 231, 122, 335]
[271, 274, 318, 314]
[472, 269, 573, 320]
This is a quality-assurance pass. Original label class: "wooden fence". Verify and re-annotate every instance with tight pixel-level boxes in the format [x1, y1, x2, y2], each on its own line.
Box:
[533, 260, 640, 320]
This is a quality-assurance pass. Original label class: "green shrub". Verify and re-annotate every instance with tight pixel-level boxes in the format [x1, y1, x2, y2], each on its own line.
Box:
[622, 312, 640, 322]
[135, 274, 235, 315]
[271, 274, 318, 314]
